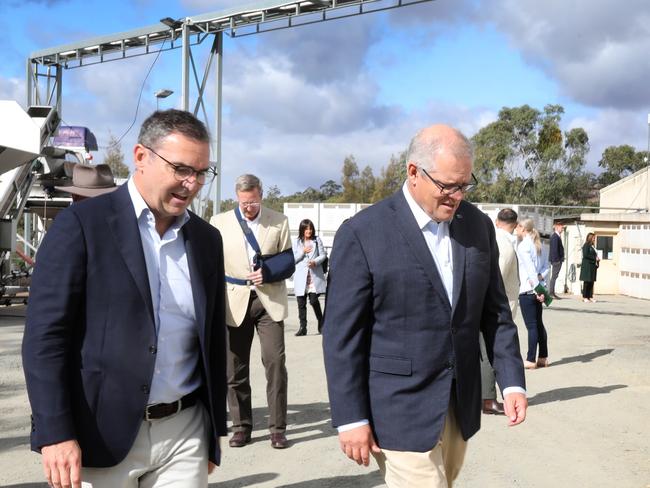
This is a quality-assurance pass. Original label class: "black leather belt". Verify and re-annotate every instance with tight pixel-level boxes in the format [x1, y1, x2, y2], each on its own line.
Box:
[144, 391, 198, 421]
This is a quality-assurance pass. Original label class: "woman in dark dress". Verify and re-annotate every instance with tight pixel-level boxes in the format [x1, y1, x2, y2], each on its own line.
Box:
[580, 232, 600, 303]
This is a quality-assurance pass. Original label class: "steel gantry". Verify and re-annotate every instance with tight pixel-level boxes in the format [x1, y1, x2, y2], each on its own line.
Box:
[27, 0, 435, 215]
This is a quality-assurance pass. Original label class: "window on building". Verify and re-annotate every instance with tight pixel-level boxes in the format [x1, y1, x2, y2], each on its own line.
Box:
[596, 235, 613, 260]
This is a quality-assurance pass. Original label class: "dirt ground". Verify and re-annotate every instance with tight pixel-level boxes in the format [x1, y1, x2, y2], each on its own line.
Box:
[1, 294, 649, 487]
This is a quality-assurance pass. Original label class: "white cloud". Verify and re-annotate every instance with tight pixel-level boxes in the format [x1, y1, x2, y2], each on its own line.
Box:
[0, 76, 26, 105]
[477, 0, 650, 109]
[568, 109, 650, 170]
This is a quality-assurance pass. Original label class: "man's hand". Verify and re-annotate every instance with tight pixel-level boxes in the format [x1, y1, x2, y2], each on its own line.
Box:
[247, 267, 264, 286]
[338, 425, 381, 466]
[41, 439, 82, 488]
[503, 392, 527, 426]
[536, 293, 545, 303]
[208, 461, 217, 474]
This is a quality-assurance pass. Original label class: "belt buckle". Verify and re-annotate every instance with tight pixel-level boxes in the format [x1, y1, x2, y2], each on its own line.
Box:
[144, 404, 155, 422]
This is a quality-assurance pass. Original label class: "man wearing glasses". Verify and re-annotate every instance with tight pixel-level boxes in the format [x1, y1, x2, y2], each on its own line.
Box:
[23, 109, 227, 487]
[322, 124, 527, 487]
[211, 174, 293, 450]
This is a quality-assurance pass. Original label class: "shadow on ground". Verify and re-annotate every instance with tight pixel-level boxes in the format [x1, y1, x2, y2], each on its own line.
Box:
[551, 348, 614, 367]
[549, 305, 650, 319]
[528, 384, 626, 406]
[0, 435, 30, 453]
[245, 402, 335, 446]
[210, 472, 383, 488]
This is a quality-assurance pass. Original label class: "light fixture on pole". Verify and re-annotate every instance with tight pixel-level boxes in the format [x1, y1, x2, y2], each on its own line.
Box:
[154, 89, 173, 110]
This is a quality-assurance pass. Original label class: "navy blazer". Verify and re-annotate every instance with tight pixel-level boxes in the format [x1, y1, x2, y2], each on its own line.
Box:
[22, 184, 228, 467]
[549, 232, 565, 264]
[322, 190, 525, 452]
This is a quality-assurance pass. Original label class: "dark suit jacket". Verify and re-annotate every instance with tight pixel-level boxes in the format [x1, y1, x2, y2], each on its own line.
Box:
[322, 190, 525, 452]
[549, 232, 565, 264]
[22, 184, 228, 467]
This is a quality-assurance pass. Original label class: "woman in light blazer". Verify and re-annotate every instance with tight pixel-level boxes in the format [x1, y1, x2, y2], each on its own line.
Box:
[292, 219, 327, 336]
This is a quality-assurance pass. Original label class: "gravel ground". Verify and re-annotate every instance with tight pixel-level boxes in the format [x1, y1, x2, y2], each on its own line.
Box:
[1, 294, 649, 487]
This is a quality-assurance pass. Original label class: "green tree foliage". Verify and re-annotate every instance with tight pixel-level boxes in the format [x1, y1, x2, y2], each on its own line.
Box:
[262, 185, 283, 212]
[340, 155, 361, 202]
[598, 145, 648, 186]
[472, 104, 593, 205]
[319, 180, 342, 200]
[358, 165, 376, 202]
[372, 152, 407, 201]
[219, 198, 237, 213]
[102, 133, 130, 178]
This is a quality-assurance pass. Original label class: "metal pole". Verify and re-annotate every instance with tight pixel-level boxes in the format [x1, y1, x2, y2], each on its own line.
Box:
[181, 22, 190, 111]
[26, 59, 33, 107]
[213, 32, 223, 216]
[646, 113, 650, 212]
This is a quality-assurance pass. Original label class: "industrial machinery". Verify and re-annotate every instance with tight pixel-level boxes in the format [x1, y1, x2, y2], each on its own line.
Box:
[0, 100, 95, 304]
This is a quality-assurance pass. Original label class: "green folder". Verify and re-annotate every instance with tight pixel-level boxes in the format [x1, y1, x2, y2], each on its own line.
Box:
[534, 283, 553, 307]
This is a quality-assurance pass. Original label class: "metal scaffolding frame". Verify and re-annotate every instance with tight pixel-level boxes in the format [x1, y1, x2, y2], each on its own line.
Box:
[27, 0, 434, 214]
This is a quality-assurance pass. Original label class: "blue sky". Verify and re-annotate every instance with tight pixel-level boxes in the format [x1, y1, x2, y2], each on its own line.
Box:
[1, 0, 647, 199]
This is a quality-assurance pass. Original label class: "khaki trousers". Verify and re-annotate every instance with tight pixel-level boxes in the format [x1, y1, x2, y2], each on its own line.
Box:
[227, 292, 288, 434]
[82, 403, 209, 488]
[374, 407, 467, 488]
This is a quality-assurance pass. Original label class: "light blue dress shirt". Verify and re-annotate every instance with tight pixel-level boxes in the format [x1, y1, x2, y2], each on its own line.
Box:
[127, 178, 201, 405]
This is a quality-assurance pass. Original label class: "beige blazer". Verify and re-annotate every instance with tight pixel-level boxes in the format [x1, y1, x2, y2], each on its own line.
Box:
[495, 227, 520, 318]
[211, 207, 292, 326]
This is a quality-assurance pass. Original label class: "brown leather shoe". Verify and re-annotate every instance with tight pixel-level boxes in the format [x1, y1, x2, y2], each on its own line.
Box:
[482, 399, 505, 415]
[229, 431, 251, 448]
[270, 432, 288, 449]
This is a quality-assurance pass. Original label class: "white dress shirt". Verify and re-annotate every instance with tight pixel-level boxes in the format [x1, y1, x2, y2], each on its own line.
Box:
[127, 178, 201, 405]
[403, 183, 453, 304]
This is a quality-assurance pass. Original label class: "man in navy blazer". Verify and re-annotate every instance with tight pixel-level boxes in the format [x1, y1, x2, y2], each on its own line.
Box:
[22, 110, 227, 487]
[322, 125, 527, 487]
[548, 221, 565, 298]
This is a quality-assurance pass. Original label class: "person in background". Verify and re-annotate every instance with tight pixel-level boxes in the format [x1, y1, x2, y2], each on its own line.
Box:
[516, 217, 550, 370]
[211, 174, 293, 450]
[322, 124, 527, 488]
[480, 208, 520, 415]
[548, 221, 565, 299]
[22, 109, 227, 487]
[292, 219, 327, 336]
[580, 232, 600, 303]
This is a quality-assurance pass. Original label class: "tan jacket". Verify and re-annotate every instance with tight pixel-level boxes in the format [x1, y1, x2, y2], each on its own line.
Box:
[495, 227, 520, 318]
[211, 207, 292, 326]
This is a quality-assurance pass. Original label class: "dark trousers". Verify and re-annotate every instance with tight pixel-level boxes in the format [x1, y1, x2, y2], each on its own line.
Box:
[519, 293, 548, 362]
[227, 293, 288, 434]
[296, 293, 323, 332]
[582, 281, 595, 299]
[549, 261, 562, 295]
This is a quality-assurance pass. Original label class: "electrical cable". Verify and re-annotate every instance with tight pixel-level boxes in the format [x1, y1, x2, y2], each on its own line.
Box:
[103, 38, 168, 149]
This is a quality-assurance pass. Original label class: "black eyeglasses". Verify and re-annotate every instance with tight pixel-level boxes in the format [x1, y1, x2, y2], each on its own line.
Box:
[419, 167, 478, 196]
[143, 145, 217, 185]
